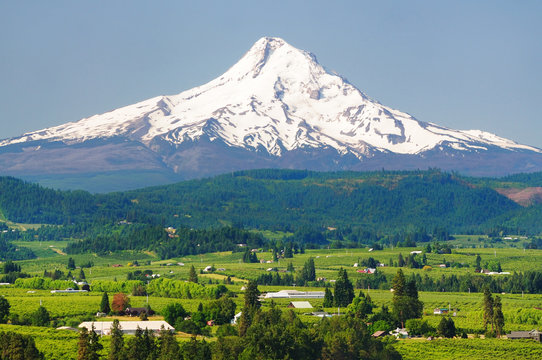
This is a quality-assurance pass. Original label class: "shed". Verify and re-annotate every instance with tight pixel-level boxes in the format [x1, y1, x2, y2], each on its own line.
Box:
[287, 301, 313, 309]
[372, 330, 388, 337]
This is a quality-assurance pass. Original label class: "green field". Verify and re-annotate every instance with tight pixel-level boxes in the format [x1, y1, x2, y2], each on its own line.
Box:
[1, 242, 542, 359]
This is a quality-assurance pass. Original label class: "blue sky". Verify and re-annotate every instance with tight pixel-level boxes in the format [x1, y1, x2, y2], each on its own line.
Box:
[1, 1, 541, 147]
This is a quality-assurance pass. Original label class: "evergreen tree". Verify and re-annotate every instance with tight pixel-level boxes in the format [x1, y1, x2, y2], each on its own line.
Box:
[239, 280, 260, 337]
[0, 296, 10, 324]
[77, 326, 102, 360]
[108, 319, 124, 360]
[493, 295, 505, 337]
[188, 265, 198, 283]
[0, 331, 43, 359]
[475, 254, 482, 272]
[242, 248, 251, 263]
[334, 268, 354, 307]
[286, 262, 295, 272]
[391, 268, 406, 296]
[284, 243, 293, 258]
[482, 287, 494, 334]
[391, 269, 423, 326]
[157, 326, 180, 360]
[79, 268, 86, 280]
[100, 292, 111, 314]
[67, 257, 76, 270]
[323, 288, 334, 308]
[298, 258, 316, 284]
[244, 280, 260, 310]
[398, 253, 405, 267]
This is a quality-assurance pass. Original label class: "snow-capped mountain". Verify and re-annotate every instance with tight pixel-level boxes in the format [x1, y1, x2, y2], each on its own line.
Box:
[1, 37, 541, 192]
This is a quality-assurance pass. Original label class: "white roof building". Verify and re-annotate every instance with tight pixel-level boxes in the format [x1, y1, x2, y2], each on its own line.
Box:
[288, 301, 313, 309]
[264, 290, 325, 299]
[78, 321, 174, 335]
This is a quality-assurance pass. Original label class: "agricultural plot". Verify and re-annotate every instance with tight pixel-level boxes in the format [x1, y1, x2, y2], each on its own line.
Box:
[395, 338, 542, 360]
[2, 243, 542, 359]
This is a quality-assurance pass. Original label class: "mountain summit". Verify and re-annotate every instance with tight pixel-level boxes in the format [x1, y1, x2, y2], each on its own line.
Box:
[1, 37, 541, 192]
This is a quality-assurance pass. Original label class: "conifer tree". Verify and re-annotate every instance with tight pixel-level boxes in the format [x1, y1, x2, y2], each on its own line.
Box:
[77, 325, 102, 360]
[157, 326, 180, 359]
[108, 319, 124, 360]
[188, 265, 198, 283]
[398, 253, 405, 267]
[244, 280, 261, 310]
[493, 295, 505, 337]
[287, 262, 295, 272]
[100, 292, 111, 314]
[0, 296, 10, 324]
[391, 269, 423, 326]
[323, 288, 334, 308]
[67, 257, 76, 270]
[334, 268, 354, 307]
[482, 287, 494, 333]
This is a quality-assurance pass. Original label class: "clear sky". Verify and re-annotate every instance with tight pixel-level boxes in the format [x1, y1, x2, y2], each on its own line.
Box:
[1, 1, 541, 147]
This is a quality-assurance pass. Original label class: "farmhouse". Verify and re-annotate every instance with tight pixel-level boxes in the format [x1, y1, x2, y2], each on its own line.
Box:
[433, 308, 449, 315]
[507, 330, 542, 342]
[78, 321, 174, 335]
[125, 307, 155, 317]
[357, 268, 376, 274]
[287, 301, 313, 309]
[264, 290, 325, 299]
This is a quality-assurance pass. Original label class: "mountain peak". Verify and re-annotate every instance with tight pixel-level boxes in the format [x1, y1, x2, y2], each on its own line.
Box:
[0, 37, 541, 186]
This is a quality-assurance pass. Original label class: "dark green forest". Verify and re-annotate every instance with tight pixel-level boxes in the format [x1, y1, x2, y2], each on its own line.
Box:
[2, 169, 542, 260]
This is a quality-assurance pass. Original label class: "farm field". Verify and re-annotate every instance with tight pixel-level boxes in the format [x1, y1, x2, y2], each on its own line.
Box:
[395, 338, 542, 360]
[1, 242, 542, 359]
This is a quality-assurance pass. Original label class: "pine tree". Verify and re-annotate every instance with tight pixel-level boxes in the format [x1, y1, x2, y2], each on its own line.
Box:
[391, 269, 406, 296]
[298, 258, 316, 284]
[79, 268, 86, 280]
[0, 296, 10, 324]
[188, 265, 198, 283]
[157, 326, 180, 359]
[323, 288, 334, 308]
[77, 325, 102, 360]
[100, 292, 111, 314]
[482, 287, 494, 334]
[493, 295, 505, 337]
[398, 253, 405, 267]
[334, 268, 354, 307]
[475, 254, 482, 272]
[244, 280, 260, 310]
[108, 319, 124, 360]
[287, 262, 295, 272]
[67, 257, 76, 270]
[391, 269, 423, 327]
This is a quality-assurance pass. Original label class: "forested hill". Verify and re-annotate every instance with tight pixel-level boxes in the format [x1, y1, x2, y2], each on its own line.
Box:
[1, 170, 542, 234]
[123, 169, 522, 233]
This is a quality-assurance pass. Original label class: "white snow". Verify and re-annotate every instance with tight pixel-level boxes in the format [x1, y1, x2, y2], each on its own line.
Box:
[1, 37, 540, 157]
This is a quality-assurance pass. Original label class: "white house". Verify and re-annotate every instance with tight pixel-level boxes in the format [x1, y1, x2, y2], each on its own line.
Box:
[78, 321, 174, 335]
